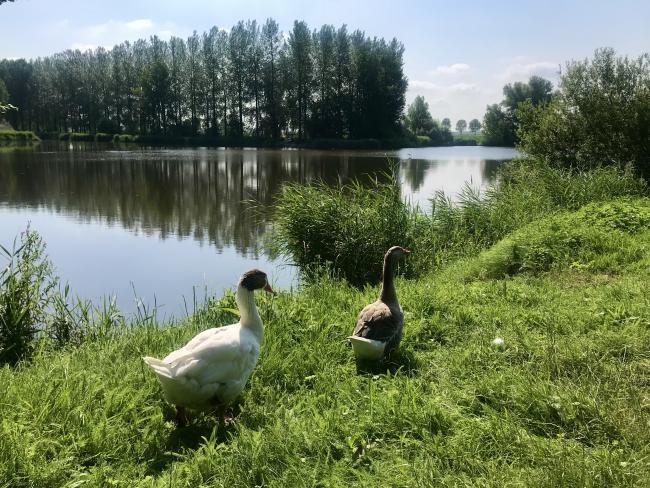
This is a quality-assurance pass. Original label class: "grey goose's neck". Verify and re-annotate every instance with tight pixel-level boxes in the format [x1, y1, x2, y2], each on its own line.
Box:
[379, 253, 399, 305]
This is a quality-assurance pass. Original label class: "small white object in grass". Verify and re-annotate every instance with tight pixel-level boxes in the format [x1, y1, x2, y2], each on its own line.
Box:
[492, 337, 505, 347]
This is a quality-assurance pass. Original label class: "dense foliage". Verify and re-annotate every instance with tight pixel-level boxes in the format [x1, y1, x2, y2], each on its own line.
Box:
[0, 20, 407, 140]
[0, 129, 39, 143]
[404, 96, 434, 135]
[518, 48, 650, 174]
[271, 168, 422, 286]
[0, 230, 56, 365]
[0, 79, 15, 117]
[482, 75, 553, 146]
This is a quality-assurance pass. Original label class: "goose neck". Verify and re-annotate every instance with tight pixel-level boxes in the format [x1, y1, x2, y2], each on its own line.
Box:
[379, 254, 398, 305]
[236, 285, 263, 334]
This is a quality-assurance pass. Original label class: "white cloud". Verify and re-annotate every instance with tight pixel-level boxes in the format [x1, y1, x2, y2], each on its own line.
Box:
[433, 63, 470, 75]
[410, 80, 439, 90]
[408, 79, 486, 121]
[500, 61, 560, 83]
[449, 83, 478, 93]
[125, 19, 154, 31]
[72, 19, 182, 50]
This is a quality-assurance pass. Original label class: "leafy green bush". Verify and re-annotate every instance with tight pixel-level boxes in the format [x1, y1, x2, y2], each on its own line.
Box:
[59, 132, 94, 142]
[94, 133, 114, 142]
[0, 130, 40, 144]
[576, 199, 650, 232]
[113, 134, 137, 143]
[453, 134, 481, 146]
[518, 48, 650, 174]
[0, 230, 57, 365]
[272, 168, 421, 286]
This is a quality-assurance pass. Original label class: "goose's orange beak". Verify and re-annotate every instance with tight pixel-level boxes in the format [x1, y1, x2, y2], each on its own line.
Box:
[263, 282, 276, 295]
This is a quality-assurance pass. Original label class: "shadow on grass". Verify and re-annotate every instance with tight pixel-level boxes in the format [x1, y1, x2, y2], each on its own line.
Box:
[355, 348, 420, 376]
[145, 404, 243, 475]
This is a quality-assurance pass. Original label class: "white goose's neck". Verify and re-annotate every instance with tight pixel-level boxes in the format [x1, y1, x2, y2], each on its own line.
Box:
[236, 284, 263, 338]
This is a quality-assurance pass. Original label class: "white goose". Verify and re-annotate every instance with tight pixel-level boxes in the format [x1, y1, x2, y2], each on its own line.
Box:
[143, 269, 274, 425]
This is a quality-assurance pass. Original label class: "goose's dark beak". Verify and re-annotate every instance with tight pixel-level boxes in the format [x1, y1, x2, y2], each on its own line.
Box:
[403, 248, 412, 255]
[263, 282, 276, 295]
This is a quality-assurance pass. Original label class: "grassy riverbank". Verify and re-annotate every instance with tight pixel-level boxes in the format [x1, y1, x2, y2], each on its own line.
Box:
[0, 129, 40, 145]
[1, 161, 649, 486]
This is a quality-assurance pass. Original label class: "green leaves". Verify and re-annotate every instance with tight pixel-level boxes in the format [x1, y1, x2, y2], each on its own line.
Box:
[0, 229, 57, 365]
[518, 48, 650, 175]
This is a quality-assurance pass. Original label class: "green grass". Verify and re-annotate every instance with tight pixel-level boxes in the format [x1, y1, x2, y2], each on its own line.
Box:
[453, 133, 482, 145]
[2, 195, 650, 486]
[426, 161, 647, 267]
[0, 230, 58, 365]
[0, 129, 40, 145]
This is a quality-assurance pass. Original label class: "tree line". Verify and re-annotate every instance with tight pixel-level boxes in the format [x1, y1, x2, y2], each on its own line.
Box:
[402, 95, 482, 147]
[0, 19, 407, 141]
[479, 48, 649, 176]
[482, 75, 553, 146]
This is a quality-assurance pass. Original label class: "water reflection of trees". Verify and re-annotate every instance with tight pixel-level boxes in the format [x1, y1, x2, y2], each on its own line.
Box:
[0, 145, 392, 255]
[400, 157, 502, 194]
[482, 159, 501, 181]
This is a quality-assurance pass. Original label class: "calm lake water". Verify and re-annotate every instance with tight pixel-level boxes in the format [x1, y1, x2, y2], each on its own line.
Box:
[0, 143, 517, 317]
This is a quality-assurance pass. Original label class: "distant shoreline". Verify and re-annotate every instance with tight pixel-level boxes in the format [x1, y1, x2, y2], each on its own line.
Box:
[0, 129, 40, 145]
[34, 132, 495, 150]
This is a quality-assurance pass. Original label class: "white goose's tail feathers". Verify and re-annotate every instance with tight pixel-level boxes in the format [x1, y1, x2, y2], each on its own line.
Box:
[143, 356, 174, 379]
[348, 336, 386, 360]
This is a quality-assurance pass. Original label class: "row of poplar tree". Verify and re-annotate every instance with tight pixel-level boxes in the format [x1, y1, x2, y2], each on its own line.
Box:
[0, 19, 407, 140]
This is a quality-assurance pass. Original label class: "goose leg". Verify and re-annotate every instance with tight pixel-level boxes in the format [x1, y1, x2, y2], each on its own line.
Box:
[175, 405, 189, 427]
[212, 401, 235, 426]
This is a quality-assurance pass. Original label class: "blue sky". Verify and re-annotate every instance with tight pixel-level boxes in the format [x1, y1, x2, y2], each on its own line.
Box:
[1, 0, 649, 121]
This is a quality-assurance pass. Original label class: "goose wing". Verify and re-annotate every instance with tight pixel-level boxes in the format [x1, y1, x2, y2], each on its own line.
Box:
[165, 324, 260, 385]
[352, 301, 402, 343]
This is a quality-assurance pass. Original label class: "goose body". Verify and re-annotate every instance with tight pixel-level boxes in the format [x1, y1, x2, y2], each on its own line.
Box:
[349, 246, 410, 360]
[143, 269, 273, 420]
[350, 300, 403, 360]
[143, 323, 261, 410]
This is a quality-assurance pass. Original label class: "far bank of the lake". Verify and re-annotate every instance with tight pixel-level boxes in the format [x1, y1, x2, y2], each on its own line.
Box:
[39, 132, 491, 150]
[0, 129, 40, 145]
